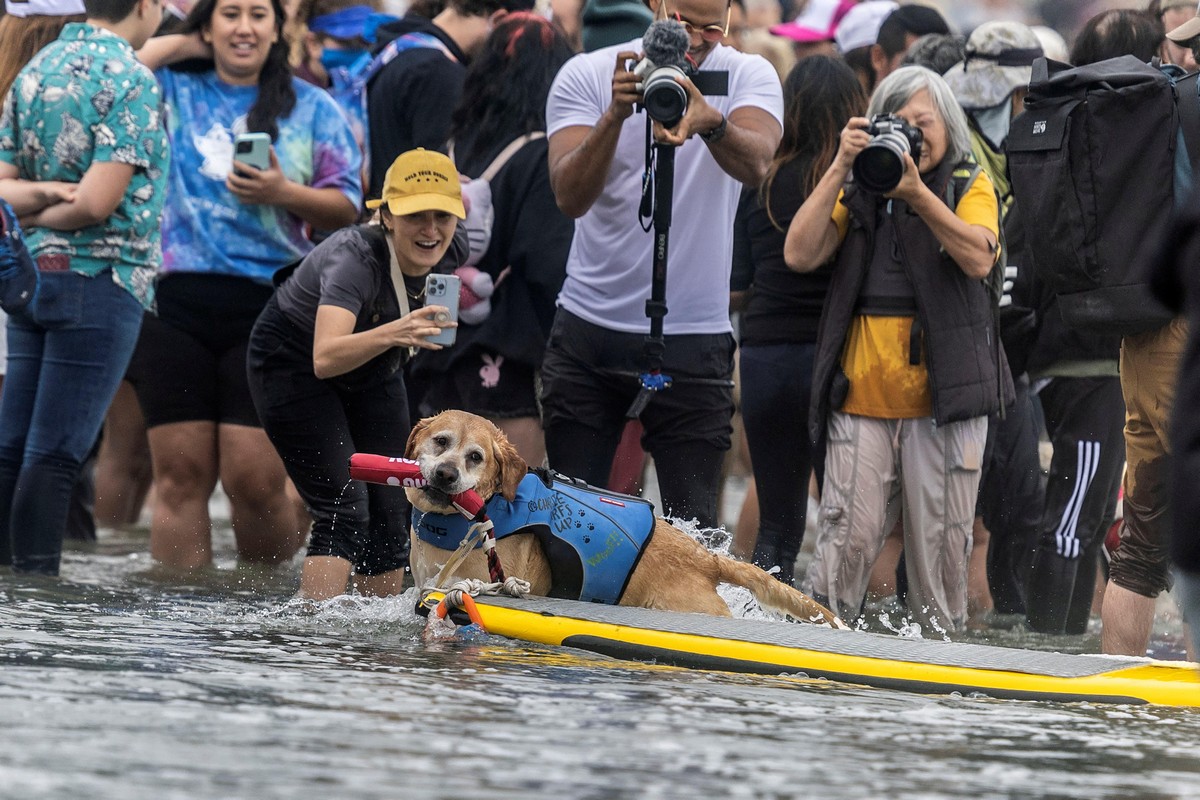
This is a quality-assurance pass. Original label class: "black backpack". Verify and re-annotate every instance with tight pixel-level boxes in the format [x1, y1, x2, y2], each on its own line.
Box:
[1007, 55, 1180, 334]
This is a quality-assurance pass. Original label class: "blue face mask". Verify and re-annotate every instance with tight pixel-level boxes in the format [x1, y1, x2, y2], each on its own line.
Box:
[319, 48, 368, 73]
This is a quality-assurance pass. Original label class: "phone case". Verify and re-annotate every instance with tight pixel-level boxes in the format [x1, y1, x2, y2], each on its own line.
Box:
[424, 273, 461, 346]
[233, 133, 271, 171]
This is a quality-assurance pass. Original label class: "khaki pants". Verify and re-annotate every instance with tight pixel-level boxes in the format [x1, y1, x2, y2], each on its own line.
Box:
[1111, 319, 1187, 597]
[804, 412, 988, 632]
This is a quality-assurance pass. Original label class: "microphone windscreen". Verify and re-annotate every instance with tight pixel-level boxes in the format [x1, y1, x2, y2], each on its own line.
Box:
[642, 19, 689, 69]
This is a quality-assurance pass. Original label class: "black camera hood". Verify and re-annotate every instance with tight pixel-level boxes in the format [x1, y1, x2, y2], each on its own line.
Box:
[690, 70, 728, 97]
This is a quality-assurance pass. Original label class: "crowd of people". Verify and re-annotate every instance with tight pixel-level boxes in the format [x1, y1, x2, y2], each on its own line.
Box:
[0, 0, 1197, 657]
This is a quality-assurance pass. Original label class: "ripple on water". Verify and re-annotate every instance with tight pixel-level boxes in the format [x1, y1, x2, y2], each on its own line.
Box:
[1, 524, 1197, 799]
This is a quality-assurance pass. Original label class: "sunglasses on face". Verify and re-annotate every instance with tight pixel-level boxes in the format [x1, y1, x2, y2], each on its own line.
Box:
[661, 0, 730, 43]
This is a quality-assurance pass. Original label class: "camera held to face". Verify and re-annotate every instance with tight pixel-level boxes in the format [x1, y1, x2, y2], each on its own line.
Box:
[852, 113, 925, 194]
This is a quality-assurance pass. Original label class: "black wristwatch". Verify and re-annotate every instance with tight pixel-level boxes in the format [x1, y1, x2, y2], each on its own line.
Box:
[699, 114, 727, 144]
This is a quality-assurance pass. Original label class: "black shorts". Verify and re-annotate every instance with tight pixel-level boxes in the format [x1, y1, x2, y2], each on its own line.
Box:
[422, 346, 540, 419]
[129, 273, 274, 429]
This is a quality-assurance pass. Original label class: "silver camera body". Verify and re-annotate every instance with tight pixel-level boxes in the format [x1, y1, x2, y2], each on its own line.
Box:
[853, 113, 925, 194]
[633, 58, 690, 127]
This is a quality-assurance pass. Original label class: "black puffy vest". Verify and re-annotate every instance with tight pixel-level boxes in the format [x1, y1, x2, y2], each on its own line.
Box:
[809, 159, 1014, 448]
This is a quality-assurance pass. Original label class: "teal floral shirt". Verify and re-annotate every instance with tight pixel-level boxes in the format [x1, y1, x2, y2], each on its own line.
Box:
[0, 23, 169, 309]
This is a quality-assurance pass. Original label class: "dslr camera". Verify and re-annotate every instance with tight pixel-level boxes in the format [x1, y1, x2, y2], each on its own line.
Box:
[631, 20, 729, 129]
[852, 113, 924, 194]
[633, 58, 690, 128]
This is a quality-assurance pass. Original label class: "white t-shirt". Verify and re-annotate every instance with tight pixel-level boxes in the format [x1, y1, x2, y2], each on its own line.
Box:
[547, 41, 783, 335]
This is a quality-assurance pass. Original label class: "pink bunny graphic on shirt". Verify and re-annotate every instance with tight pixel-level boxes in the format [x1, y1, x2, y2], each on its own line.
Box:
[479, 353, 503, 388]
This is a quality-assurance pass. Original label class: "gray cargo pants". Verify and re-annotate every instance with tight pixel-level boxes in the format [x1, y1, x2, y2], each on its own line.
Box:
[804, 412, 988, 633]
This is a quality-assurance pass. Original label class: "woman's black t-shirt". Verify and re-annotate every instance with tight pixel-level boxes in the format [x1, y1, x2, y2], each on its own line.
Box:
[733, 157, 836, 347]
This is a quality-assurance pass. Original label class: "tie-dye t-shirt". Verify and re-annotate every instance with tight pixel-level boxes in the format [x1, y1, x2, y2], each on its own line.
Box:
[156, 68, 362, 284]
[0, 23, 168, 309]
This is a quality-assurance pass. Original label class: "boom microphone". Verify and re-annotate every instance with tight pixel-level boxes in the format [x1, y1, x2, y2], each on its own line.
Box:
[634, 20, 691, 126]
[641, 19, 689, 69]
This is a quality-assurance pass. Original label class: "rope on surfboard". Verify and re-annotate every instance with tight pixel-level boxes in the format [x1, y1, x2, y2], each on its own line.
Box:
[432, 576, 532, 629]
[426, 517, 529, 599]
[424, 574, 532, 630]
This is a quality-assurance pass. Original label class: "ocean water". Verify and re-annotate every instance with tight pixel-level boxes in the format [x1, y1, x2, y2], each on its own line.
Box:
[2, 513, 1198, 800]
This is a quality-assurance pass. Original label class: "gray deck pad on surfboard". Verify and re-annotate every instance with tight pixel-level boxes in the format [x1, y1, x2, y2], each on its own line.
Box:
[478, 595, 1141, 679]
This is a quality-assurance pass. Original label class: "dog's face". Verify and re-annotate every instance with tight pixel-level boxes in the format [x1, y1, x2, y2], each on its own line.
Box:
[404, 410, 528, 513]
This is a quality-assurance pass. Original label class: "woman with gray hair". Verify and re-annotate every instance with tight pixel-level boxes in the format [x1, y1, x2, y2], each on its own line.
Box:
[784, 66, 1011, 633]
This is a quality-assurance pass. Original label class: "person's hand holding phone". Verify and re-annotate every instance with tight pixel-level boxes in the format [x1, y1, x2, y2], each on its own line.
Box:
[226, 145, 288, 205]
[423, 273, 460, 346]
[384, 304, 456, 351]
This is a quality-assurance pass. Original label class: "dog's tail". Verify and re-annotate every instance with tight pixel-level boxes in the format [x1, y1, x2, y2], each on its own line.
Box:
[716, 556, 847, 628]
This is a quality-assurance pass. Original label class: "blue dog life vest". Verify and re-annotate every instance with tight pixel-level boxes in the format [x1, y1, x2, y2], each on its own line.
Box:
[412, 471, 656, 604]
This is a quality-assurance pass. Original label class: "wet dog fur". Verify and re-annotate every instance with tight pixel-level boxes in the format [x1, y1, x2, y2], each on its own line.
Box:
[405, 410, 842, 625]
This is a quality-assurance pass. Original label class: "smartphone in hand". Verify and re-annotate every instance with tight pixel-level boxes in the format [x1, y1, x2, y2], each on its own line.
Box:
[233, 132, 271, 172]
[424, 273, 461, 346]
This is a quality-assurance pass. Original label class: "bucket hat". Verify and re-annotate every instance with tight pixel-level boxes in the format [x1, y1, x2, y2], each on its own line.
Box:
[943, 21, 1043, 110]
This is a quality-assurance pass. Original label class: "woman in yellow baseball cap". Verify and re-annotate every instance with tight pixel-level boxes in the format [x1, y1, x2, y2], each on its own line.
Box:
[247, 148, 466, 600]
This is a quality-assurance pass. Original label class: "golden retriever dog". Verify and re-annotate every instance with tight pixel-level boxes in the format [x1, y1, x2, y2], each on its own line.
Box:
[405, 410, 841, 626]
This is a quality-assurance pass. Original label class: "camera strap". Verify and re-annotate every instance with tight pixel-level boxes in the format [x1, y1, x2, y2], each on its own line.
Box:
[639, 115, 656, 231]
[627, 135, 677, 419]
[385, 237, 418, 360]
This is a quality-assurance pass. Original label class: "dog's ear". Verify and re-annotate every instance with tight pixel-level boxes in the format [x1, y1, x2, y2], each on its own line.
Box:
[404, 416, 434, 459]
[491, 426, 527, 501]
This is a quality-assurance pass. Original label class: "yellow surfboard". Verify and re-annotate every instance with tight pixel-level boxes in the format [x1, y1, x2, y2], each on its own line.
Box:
[423, 592, 1200, 707]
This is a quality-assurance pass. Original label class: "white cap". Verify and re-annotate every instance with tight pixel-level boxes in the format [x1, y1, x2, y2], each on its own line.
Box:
[834, 0, 898, 52]
[1166, 2, 1200, 44]
[4, 0, 86, 16]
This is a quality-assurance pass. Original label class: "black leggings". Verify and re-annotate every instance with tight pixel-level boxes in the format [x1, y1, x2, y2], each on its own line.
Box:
[739, 342, 817, 585]
[976, 374, 1045, 615]
[246, 299, 410, 575]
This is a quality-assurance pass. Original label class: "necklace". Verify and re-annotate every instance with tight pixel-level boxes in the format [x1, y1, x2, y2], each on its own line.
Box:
[404, 276, 426, 304]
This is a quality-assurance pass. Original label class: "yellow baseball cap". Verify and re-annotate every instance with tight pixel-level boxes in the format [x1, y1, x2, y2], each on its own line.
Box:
[365, 149, 466, 219]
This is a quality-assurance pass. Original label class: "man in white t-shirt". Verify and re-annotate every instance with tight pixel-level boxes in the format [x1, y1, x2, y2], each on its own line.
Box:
[541, 0, 783, 527]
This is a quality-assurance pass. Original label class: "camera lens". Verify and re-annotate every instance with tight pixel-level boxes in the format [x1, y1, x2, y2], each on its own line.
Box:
[236, 141, 252, 153]
[643, 67, 689, 127]
[853, 147, 904, 194]
[853, 130, 912, 194]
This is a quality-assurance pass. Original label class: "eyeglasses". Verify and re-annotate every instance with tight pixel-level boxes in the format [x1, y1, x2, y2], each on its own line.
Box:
[660, 0, 730, 43]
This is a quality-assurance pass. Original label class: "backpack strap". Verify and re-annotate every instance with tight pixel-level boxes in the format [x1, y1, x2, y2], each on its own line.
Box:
[364, 31, 458, 86]
[479, 133, 547, 182]
[945, 161, 1005, 297]
[1031, 56, 1049, 85]
[1175, 72, 1200, 176]
[944, 162, 983, 210]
